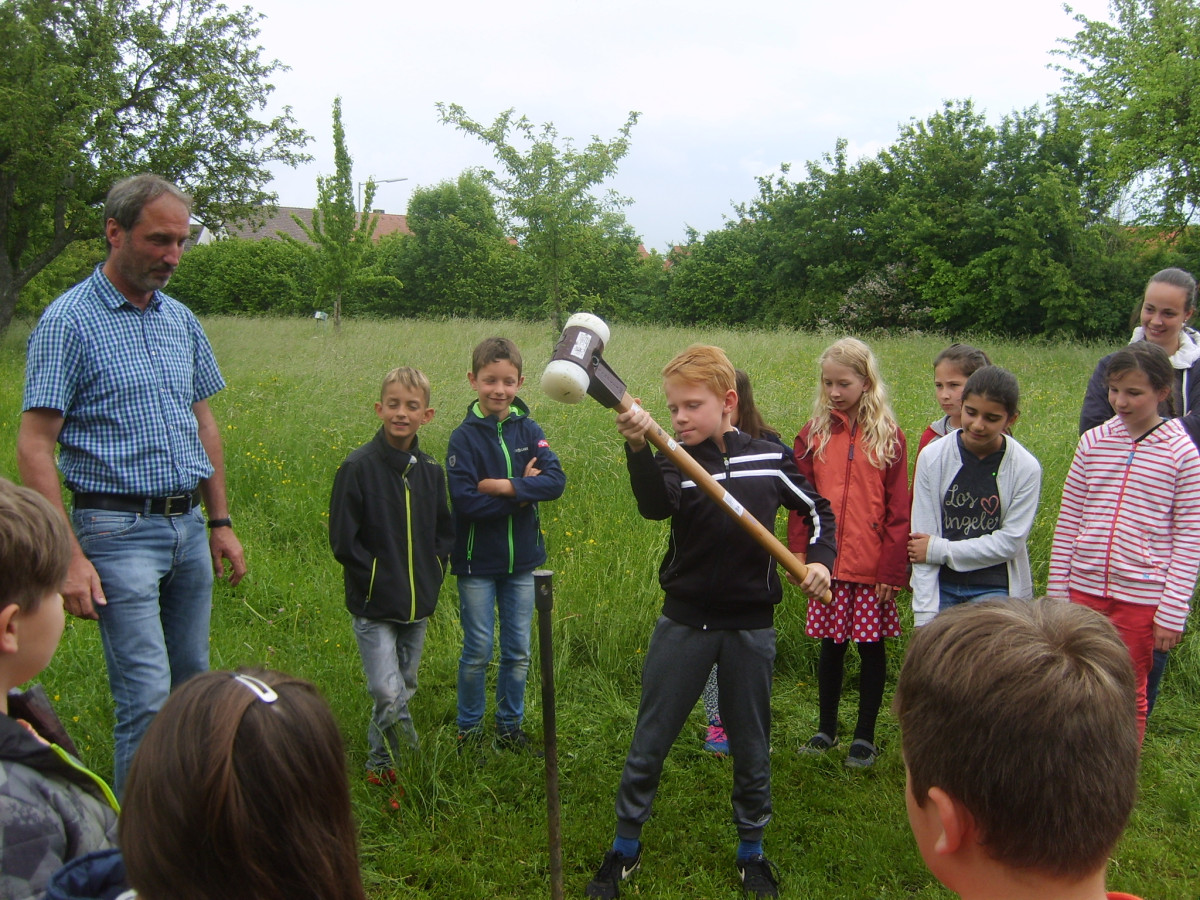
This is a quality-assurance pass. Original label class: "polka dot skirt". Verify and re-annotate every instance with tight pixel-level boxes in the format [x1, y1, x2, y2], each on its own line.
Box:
[805, 579, 901, 643]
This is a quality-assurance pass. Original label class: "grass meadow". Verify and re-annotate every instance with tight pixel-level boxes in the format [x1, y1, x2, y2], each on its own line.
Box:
[2, 317, 1199, 899]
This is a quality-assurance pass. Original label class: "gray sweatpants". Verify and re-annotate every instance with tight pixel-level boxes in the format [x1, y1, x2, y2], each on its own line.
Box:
[613, 616, 776, 843]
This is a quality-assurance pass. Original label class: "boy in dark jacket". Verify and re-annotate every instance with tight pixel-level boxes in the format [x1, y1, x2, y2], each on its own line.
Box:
[585, 346, 835, 899]
[446, 338, 565, 752]
[330, 367, 453, 785]
[0, 478, 118, 900]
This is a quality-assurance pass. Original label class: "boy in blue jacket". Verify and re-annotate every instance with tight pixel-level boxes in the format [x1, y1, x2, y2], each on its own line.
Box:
[330, 367, 454, 786]
[446, 338, 566, 752]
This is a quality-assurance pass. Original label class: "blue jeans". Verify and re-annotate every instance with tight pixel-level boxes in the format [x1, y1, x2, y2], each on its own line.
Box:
[74, 506, 212, 796]
[352, 615, 427, 769]
[938, 580, 1009, 611]
[456, 571, 534, 733]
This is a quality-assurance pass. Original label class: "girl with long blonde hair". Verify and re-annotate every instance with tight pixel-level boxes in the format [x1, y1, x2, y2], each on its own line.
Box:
[788, 338, 909, 768]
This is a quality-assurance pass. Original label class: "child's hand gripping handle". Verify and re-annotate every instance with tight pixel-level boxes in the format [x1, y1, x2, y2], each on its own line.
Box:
[617, 393, 832, 603]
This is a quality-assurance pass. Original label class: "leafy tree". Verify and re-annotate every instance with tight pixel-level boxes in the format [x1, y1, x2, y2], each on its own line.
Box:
[287, 97, 398, 327]
[168, 238, 312, 315]
[665, 222, 774, 325]
[1056, 0, 1200, 227]
[0, 0, 310, 332]
[711, 100, 1137, 337]
[16, 239, 105, 320]
[436, 103, 640, 330]
[559, 211, 646, 322]
[397, 172, 532, 318]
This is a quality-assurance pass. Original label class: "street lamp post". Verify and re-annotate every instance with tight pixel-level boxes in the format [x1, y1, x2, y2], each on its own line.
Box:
[357, 176, 408, 211]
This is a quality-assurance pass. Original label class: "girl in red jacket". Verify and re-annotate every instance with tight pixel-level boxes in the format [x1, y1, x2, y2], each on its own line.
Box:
[789, 338, 909, 768]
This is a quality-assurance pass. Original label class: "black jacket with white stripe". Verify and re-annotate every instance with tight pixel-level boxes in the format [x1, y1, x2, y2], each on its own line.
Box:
[625, 428, 837, 630]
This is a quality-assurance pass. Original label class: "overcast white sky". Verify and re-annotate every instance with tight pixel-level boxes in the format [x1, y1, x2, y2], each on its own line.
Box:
[248, 0, 1113, 251]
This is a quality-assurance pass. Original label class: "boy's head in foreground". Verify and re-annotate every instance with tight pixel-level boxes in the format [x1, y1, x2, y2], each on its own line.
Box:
[0, 478, 70, 705]
[469, 337, 524, 421]
[894, 600, 1138, 898]
[661, 344, 737, 448]
[121, 668, 366, 900]
[376, 366, 435, 451]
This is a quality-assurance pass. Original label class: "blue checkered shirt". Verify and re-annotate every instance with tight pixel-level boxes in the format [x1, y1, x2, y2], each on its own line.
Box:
[23, 266, 226, 495]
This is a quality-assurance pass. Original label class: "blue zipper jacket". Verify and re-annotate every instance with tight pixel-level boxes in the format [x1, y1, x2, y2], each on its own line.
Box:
[446, 397, 566, 576]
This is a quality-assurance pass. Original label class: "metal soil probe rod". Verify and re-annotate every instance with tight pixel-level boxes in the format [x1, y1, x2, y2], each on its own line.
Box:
[534, 569, 563, 900]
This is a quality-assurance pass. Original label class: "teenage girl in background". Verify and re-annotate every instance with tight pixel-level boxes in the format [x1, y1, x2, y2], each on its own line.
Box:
[788, 338, 908, 768]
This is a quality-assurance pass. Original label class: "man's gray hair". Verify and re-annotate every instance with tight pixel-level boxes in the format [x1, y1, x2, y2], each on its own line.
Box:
[103, 175, 192, 238]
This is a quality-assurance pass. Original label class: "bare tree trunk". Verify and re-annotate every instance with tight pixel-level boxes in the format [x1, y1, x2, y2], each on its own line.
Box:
[0, 277, 17, 335]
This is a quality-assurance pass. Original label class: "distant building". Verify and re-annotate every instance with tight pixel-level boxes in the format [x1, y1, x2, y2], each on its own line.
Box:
[198, 206, 412, 245]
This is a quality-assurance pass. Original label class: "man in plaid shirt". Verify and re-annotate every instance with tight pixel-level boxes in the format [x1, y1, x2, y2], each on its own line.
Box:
[16, 174, 246, 795]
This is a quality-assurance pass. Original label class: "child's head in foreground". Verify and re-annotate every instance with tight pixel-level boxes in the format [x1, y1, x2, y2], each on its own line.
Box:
[469, 337, 525, 420]
[661, 345, 737, 446]
[376, 366, 435, 451]
[0, 478, 70, 698]
[894, 599, 1138, 893]
[120, 668, 366, 900]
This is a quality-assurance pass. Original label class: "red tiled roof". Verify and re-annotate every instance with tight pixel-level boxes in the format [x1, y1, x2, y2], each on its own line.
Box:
[223, 207, 410, 243]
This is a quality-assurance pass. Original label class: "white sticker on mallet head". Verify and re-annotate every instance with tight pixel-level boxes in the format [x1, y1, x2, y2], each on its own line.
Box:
[721, 491, 745, 517]
[667, 438, 678, 451]
[569, 331, 593, 360]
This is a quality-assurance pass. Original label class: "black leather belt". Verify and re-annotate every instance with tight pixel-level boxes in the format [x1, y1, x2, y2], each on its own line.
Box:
[73, 490, 201, 516]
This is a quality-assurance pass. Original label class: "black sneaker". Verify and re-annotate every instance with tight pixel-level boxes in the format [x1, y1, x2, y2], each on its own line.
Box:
[496, 727, 544, 758]
[456, 729, 486, 757]
[797, 731, 838, 755]
[845, 739, 878, 769]
[585, 846, 642, 898]
[737, 854, 780, 898]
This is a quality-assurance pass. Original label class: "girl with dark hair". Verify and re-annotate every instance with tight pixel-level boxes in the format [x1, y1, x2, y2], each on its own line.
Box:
[908, 366, 1042, 626]
[46, 669, 366, 900]
[699, 369, 791, 756]
[1052, 342, 1200, 743]
[917, 343, 993, 455]
[1079, 267, 1200, 719]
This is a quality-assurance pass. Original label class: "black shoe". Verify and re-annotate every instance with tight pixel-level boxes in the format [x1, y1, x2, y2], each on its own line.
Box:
[737, 854, 780, 898]
[456, 729, 486, 757]
[496, 727, 544, 757]
[845, 739, 878, 769]
[585, 846, 642, 898]
[797, 731, 838, 755]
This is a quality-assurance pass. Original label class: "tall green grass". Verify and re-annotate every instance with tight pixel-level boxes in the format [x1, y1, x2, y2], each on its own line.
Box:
[1, 317, 1197, 899]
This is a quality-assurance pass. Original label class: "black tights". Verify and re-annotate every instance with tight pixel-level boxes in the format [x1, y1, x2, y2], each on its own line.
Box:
[816, 638, 886, 745]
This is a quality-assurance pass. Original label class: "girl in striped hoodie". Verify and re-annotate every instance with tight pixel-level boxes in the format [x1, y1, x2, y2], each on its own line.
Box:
[1048, 342, 1200, 741]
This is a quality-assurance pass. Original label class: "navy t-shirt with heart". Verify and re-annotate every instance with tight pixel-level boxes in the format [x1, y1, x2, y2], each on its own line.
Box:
[939, 434, 1008, 587]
